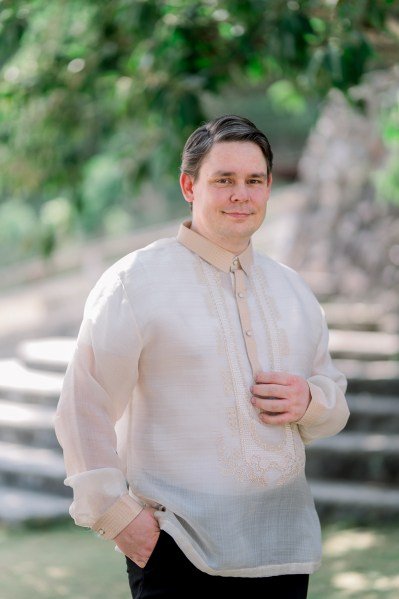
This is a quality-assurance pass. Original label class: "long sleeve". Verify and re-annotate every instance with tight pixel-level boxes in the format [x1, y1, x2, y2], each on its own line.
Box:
[298, 310, 349, 443]
[54, 269, 144, 535]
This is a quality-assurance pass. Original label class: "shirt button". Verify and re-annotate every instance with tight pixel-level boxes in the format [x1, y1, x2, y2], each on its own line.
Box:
[98, 528, 105, 536]
[246, 330, 252, 336]
[238, 292, 245, 298]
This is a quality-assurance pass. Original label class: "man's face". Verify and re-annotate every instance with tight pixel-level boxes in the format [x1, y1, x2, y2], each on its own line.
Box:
[180, 141, 272, 253]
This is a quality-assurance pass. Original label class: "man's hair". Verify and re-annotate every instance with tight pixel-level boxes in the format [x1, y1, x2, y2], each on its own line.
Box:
[180, 114, 273, 182]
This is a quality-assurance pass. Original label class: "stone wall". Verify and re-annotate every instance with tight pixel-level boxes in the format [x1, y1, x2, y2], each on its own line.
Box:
[288, 67, 399, 328]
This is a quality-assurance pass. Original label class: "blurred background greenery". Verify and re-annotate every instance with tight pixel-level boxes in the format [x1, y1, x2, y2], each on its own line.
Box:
[0, 0, 398, 267]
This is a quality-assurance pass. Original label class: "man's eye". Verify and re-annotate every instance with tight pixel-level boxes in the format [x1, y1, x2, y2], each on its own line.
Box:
[217, 178, 231, 184]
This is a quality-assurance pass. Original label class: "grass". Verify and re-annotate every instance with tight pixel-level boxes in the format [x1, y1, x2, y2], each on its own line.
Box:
[310, 521, 399, 598]
[0, 518, 398, 598]
[0, 518, 129, 599]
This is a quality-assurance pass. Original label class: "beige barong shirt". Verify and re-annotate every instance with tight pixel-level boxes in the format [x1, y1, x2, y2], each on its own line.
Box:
[55, 221, 349, 578]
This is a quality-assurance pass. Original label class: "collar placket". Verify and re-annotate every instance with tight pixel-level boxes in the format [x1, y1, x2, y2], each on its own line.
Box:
[231, 258, 261, 378]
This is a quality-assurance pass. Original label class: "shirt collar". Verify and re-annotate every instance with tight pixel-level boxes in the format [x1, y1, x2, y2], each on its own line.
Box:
[177, 220, 253, 274]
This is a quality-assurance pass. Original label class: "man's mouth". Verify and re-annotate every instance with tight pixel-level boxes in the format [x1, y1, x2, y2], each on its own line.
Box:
[223, 211, 252, 216]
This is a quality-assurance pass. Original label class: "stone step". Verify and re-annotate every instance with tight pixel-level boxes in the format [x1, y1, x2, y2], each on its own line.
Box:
[13, 334, 399, 395]
[0, 440, 70, 497]
[0, 399, 60, 449]
[322, 301, 396, 333]
[1, 478, 396, 525]
[305, 431, 399, 485]
[0, 358, 63, 404]
[14, 331, 399, 378]
[17, 337, 76, 373]
[309, 479, 399, 523]
[328, 329, 399, 361]
[5, 346, 399, 402]
[0, 486, 71, 524]
[335, 358, 399, 394]
[1, 392, 397, 455]
[346, 393, 399, 432]
[17, 328, 399, 370]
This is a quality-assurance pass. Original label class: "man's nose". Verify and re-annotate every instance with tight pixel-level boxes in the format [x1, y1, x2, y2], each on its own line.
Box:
[230, 183, 248, 201]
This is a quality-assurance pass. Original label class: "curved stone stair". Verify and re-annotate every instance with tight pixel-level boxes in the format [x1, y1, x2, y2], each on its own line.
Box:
[0, 342, 71, 523]
[306, 301, 399, 523]
[307, 393, 399, 522]
[0, 302, 398, 525]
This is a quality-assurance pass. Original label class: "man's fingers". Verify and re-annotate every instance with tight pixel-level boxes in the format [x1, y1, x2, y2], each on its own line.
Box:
[254, 371, 292, 385]
[251, 384, 285, 399]
[252, 397, 286, 412]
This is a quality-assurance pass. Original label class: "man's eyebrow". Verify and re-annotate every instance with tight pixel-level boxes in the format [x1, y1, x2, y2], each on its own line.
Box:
[248, 172, 268, 179]
[212, 170, 268, 178]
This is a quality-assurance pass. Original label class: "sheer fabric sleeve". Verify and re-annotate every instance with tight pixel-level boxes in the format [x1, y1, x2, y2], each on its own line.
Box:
[54, 270, 143, 532]
[297, 309, 349, 444]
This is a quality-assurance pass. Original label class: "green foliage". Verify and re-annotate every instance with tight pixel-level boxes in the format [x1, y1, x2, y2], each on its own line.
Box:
[0, 0, 398, 261]
[266, 80, 307, 116]
[0, 200, 38, 262]
[374, 91, 399, 205]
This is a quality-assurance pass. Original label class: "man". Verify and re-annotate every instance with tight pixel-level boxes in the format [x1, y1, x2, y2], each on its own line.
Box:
[55, 114, 349, 598]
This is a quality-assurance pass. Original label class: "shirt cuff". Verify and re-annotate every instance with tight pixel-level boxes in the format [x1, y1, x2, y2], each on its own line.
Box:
[92, 495, 144, 540]
[297, 381, 320, 425]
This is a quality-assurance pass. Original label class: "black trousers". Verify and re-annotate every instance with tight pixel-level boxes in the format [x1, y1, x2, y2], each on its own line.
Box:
[126, 530, 309, 599]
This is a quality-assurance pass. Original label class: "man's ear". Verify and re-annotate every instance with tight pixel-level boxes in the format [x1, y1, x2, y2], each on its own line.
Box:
[266, 173, 273, 198]
[180, 173, 195, 205]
